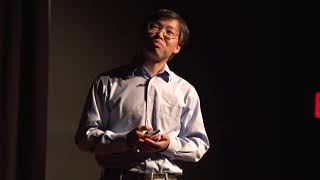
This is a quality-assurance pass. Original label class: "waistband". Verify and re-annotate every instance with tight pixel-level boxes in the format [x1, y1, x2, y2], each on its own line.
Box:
[101, 168, 181, 180]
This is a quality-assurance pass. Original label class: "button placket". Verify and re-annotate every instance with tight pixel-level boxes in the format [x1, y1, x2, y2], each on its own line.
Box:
[145, 77, 155, 127]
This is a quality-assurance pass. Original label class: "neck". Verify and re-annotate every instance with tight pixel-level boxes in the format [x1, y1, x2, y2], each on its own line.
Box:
[143, 61, 166, 77]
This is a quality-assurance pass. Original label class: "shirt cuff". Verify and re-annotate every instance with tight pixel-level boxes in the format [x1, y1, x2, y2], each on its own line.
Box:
[86, 128, 105, 141]
[101, 130, 128, 144]
[160, 136, 179, 159]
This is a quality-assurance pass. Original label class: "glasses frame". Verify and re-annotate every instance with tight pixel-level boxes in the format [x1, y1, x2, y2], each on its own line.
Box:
[146, 21, 179, 40]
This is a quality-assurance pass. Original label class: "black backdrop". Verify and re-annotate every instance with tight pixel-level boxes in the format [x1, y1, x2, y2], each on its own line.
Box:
[48, 0, 320, 179]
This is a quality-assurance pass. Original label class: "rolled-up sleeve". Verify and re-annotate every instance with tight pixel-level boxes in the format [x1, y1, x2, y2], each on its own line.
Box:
[74, 77, 107, 150]
[161, 87, 210, 162]
[75, 76, 130, 152]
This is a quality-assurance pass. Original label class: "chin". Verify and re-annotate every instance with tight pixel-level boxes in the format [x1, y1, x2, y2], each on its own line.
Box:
[144, 51, 162, 62]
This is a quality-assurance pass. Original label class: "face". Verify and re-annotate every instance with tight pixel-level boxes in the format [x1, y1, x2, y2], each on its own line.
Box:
[142, 18, 181, 63]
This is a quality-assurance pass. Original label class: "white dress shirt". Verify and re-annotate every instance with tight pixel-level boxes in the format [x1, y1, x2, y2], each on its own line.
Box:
[75, 63, 210, 174]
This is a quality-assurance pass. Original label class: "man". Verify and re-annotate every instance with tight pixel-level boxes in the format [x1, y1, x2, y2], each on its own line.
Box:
[75, 9, 210, 180]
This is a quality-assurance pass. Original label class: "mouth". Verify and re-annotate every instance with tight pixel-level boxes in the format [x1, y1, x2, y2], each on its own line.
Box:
[151, 39, 163, 48]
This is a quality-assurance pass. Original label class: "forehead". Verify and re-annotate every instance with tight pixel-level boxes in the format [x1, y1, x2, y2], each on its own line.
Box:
[156, 18, 180, 30]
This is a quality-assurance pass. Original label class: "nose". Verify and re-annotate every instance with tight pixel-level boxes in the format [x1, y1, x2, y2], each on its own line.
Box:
[155, 28, 165, 39]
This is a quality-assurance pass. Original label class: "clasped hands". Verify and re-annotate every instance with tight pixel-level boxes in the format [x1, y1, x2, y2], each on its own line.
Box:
[126, 125, 170, 154]
[94, 126, 169, 166]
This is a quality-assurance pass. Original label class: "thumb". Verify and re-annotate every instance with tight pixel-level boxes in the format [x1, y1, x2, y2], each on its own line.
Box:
[138, 125, 153, 131]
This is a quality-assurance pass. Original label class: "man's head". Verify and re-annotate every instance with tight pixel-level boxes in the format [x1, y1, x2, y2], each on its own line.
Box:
[141, 9, 190, 63]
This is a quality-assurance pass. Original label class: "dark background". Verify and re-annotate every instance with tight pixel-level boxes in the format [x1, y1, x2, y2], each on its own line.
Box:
[47, 1, 319, 180]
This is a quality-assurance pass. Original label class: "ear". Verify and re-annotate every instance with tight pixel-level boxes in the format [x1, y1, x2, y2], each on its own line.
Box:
[173, 45, 181, 54]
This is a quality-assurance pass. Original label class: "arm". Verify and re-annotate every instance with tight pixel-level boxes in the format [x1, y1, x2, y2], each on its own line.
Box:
[95, 125, 155, 166]
[74, 77, 129, 154]
[95, 125, 154, 156]
[160, 88, 210, 162]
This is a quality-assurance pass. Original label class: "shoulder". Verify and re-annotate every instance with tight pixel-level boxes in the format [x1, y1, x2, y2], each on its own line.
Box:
[93, 64, 135, 83]
[170, 71, 199, 97]
[84, 64, 135, 91]
[99, 64, 135, 79]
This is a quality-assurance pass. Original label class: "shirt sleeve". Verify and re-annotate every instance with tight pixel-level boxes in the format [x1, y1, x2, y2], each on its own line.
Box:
[74, 77, 127, 151]
[160, 87, 210, 162]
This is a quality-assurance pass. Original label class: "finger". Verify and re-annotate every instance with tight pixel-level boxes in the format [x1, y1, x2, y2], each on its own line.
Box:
[160, 133, 169, 140]
[136, 131, 146, 137]
[138, 125, 153, 131]
[146, 135, 165, 142]
[144, 137, 169, 151]
[143, 138, 162, 149]
[138, 139, 159, 148]
[149, 133, 161, 141]
[142, 134, 154, 139]
[138, 138, 145, 144]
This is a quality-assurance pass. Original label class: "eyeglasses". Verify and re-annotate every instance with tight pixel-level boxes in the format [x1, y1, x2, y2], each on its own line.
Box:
[147, 22, 179, 40]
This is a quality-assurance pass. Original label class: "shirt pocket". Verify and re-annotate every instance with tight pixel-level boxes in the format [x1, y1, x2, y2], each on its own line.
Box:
[158, 104, 182, 133]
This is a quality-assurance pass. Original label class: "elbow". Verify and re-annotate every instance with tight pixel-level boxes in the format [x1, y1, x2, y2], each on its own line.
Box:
[182, 152, 202, 162]
[192, 144, 210, 162]
[189, 154, 202, 162]
[181, 149, 208, 162]
[192, 151, 205, 162]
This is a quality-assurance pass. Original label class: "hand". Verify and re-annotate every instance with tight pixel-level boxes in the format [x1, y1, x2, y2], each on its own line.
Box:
[137, 133, 170, 154]
[125, 125, 152, 148]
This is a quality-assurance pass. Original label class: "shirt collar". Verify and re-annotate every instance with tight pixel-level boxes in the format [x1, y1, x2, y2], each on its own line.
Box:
[132, 63, 172, 83]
